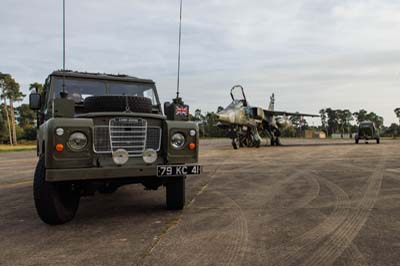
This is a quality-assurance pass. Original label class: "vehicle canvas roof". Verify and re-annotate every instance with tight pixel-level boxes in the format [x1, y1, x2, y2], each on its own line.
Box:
[50, 70, 155, 84]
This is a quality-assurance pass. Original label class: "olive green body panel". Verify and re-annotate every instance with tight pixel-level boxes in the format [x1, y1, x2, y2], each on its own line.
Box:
[34, 71, 199, 182]
[164, 120, 199, 164]
[38, 115, 199, 182]
[54, 98, 75, 118]
[40, 118, 94, 169]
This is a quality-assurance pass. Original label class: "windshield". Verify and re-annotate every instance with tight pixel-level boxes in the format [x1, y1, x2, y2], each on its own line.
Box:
[52, 77, 158, 105]
[227, 100, 244, 109]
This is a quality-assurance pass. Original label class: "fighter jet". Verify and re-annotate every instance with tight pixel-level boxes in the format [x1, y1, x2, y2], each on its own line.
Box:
[216, 85, 319, 149]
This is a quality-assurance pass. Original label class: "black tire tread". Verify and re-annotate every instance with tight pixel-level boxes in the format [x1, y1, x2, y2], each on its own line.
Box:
[33, 156, 80, 225]
[166, 177, 185, 210]
[232, 138, 239, 150]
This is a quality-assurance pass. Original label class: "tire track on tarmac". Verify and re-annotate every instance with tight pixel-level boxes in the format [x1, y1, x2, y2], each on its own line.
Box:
[270, 175, 366, 266]
[259, 173, 321, 225]
[220, 146, 354, 266]
[180, 191, 248, 266]
[258, 146, 356, 221]
[142, 146, 296, 266]
[139, 149, 246, 266]
[169, 147, 302, 266]
[167, 146, 287, 266]
[257, 145, 364, 265]
[302, 148, 387, 266]
[223, 195, 248, 266]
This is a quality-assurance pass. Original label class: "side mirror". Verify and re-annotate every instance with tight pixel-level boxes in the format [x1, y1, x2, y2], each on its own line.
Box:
[29, 93, 41, 111]
[164, 102, 171, 116]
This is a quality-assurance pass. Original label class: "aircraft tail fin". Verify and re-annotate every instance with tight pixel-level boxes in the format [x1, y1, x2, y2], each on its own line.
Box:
[268, 93, 275, 111]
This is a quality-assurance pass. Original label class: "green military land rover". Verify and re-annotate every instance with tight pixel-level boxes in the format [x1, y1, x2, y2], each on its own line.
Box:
[355, 120, 380, 144]
[29, 71, 201, 225]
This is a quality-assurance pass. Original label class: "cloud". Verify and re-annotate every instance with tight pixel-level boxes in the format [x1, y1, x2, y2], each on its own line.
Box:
[1, 0, 399, 125]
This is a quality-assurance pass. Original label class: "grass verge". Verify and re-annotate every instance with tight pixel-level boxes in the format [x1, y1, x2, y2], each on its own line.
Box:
[0, 145, 36, 153]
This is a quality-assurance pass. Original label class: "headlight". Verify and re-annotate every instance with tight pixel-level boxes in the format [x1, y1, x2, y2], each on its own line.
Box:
[171, 133, 185, 149]
[67, 132, 88, 151]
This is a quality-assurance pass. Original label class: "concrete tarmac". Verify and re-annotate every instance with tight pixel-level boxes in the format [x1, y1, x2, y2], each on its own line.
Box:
[0, 138, 399, 266]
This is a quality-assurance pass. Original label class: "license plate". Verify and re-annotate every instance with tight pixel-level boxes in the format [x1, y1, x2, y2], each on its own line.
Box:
[157, 165, 201, 177]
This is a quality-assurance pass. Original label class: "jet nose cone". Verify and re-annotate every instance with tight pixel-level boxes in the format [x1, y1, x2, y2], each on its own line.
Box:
[216, 111, 234, 123]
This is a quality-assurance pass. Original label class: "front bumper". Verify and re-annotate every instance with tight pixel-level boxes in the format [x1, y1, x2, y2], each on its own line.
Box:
[46, 163, 202, 182]
[46, 165, 159, 182]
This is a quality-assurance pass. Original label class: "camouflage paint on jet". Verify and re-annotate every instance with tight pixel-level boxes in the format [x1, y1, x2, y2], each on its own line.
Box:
[216, 85, 319, 149]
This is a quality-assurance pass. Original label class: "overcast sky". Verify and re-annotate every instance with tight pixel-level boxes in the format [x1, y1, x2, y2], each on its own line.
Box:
[1, 0, 400, 125]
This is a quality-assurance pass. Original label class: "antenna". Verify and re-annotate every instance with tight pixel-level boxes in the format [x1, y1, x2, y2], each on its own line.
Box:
[176, 0, 183, 100]
[165, 0, 188, 121]
[61, 0, 67, 98]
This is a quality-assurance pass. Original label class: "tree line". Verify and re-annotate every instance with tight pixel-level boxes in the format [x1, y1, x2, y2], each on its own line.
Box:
[0, 73, 40, 144]
[1, 71, 400, 144]
[319, 108, 384, 136]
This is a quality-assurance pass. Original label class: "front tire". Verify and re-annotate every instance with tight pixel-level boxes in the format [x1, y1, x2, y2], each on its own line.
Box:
[355, 138, 359, 144]
[166, 177, 185, 210]
[232, 138, 240, 150]
[376, 138, 380, 144]
[33, 156, 80, 225]
[271, 138, 280, 146]
[275, 138, 281, 146]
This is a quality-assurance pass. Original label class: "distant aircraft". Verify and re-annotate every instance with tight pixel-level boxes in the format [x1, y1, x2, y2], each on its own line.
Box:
[216, 85, 319, 149]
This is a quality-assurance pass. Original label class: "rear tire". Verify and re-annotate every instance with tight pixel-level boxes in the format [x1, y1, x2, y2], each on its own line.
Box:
[376, 138, 380, 144]
[355, 138, 359, 144]
[166, 177, 185, 210]
[33, 156, 80, 225]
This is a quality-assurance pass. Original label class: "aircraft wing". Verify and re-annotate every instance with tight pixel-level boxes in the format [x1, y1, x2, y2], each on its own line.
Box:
[263, 110, 319, 117]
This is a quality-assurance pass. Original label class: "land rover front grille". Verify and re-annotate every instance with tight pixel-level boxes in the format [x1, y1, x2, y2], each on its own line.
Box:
[93, 126, 111, 153]
[146, 127, 162, 150]
[93, 118, 162, 156]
